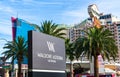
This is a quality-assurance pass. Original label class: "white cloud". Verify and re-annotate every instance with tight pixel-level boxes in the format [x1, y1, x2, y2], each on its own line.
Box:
[61, 5, 89, 24]
[22, 0, 63, 6]
[0, 37, 12, 56]
[0, 40, 10, 56]
[63, 9, 88, 18]
[0, 20, 12, 36]
[62, 0, 120, 24]
[95, 0, 120, 18]
[9, 0, 15, 2]
[0, 4, 16, 14]
[0, 26, 12, 36]
[62, 10, 88, 24]
[38, 2, 63, 5]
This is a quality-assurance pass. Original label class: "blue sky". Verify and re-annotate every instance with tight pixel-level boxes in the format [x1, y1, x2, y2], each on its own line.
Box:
[0, 0, 120, 56]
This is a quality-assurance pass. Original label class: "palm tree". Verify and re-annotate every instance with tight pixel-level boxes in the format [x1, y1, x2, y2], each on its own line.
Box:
[75, 26, 118, 77]
[65, 39, 75, 77]
[74, 37, 86, 61]
[32, 20, 66, 39]
[2, 36, 28, 77]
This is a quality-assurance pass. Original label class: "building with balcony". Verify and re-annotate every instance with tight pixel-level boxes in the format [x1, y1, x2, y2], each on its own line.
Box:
[68, 14, 120, 63]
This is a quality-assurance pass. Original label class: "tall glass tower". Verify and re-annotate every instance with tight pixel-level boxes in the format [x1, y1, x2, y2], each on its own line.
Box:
[11, 17, 35, 64]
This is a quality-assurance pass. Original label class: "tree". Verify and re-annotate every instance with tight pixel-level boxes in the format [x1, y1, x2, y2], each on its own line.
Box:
[2, 36, 28, 77]
[75, 26, 118, 77]
[65, 39, 75, 77]
[74, 37, 86, 61]
[32, 20, 66, 39]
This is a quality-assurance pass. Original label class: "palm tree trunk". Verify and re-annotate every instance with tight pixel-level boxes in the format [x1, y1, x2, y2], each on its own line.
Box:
[94, 55, 99, 77]
[18, 60, 22, 77]
[70, 61, 74, 77]
[11, 57, 14, 77]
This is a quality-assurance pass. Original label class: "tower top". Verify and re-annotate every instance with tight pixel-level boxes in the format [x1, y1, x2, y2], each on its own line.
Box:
[88, 4, 100, 19]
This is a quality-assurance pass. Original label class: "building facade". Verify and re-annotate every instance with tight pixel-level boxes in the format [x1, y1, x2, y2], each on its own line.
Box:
[68, 14, 120, 62]
[11, 17, 36, 77]
[11, 18, 70, 77]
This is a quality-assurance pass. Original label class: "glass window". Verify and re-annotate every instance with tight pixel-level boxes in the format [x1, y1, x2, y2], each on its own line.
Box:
[118, 30, 120, 32]
[118, 26, 120, 29]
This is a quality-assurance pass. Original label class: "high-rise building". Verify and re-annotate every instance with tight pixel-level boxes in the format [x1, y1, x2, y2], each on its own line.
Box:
[11, 17, 36, 77]
[58, 24, 72, 39]
[11, 17, 35, 64]
[68, 13, 120, 62]
[69, 19, 92, 42]
[11, 18, 70, 77]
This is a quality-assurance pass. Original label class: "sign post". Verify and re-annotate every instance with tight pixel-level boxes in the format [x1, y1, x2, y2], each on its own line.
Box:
[28, 31, 66, 77]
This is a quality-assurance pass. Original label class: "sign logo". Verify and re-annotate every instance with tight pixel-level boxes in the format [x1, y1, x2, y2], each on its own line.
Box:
[47, 41, 55, 52]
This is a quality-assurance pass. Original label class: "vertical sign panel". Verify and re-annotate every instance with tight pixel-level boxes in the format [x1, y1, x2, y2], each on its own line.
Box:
[28, 31, 66, 77]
